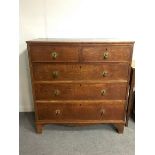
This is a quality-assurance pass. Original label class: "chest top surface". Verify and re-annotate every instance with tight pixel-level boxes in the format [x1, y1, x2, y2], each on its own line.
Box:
[26, 38, 134, 44]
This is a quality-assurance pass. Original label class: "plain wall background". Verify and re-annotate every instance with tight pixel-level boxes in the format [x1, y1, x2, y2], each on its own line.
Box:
[19, 0, 154, 111]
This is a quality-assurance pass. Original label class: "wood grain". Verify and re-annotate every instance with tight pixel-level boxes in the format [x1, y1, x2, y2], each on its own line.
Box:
[37, 101, 125, 121]
[34, 83, 127, 100]
[27, 39, 134, 134]
[33, 63, 129, 81]
[31, 45, 79, 62]
[82, 45, 132, 62]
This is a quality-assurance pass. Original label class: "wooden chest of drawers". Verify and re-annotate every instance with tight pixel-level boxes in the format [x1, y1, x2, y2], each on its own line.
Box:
[26, 38, 134, 134]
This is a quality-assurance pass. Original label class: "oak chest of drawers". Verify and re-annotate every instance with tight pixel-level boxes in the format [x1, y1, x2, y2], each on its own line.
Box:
[26, 38, 134, 134]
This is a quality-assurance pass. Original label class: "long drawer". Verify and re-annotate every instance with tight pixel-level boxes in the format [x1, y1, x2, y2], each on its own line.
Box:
[33, 63, 129, 81]
[35, 83, 127, 100]
[37, 101, 125, 121]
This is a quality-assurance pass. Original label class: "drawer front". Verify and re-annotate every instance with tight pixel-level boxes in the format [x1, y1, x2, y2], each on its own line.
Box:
[33, 63, 129, 81]
[82, 46, 132, 62]
[35, 83, 127, 100]
[37, 102, 125, 121]
[30, 45, 79, 62]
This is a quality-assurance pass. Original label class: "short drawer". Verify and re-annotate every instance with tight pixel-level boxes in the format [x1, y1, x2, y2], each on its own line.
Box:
[30, 45, 79, 62]
[33, 63, 129, 81]
[81, 45, 132, 62]
[35, 83, 127, 100]
[37, 101, 125, 121]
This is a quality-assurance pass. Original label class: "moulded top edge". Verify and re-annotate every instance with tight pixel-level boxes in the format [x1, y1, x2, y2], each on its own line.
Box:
[26, 38, 135, 44]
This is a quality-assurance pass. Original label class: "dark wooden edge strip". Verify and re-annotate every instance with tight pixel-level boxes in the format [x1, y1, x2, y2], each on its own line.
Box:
[27, 44, 39, 120]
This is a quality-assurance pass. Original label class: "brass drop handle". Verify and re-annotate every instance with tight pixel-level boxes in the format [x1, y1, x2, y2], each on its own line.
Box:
[55, 109, 61, 115]
[54, 89, 60, 96]
[51, 52, 58, 59]
[52, 71, 59, 78]
[100, 109, 105, 116]
[101, 89, 106, 96]
[102, 71, 108, 77]
[103, 52, 109, 59]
